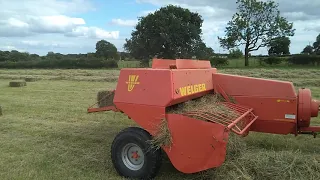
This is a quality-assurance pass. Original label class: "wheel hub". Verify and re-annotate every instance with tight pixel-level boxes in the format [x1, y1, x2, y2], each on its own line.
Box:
[121, 143, 144, 170]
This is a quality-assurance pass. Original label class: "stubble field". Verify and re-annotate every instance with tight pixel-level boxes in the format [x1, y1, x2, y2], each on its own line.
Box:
[0, 68, 319, 180]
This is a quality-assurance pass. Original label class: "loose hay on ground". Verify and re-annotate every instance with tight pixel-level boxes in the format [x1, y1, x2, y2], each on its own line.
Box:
[212, 149, 320, 180]
[9, 80, 26, 87]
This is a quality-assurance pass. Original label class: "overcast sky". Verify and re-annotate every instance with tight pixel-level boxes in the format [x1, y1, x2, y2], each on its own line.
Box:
[0, 0, 319, 56]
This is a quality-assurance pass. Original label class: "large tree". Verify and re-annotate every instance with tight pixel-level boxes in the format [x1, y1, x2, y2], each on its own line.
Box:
[313, 34, 320, 55]
[95, 40, 118, 60]
[301, 45, 313, 54]
[268, 36, 291, 55]
[218, 0, 295, 66]
[124, 5, 208, 66]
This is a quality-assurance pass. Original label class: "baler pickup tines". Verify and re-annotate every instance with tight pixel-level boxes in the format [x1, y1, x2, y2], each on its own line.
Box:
[182, 102, 258, 136]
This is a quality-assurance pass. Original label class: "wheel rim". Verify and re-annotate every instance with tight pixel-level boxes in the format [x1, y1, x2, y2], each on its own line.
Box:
[121, 143, 145, 171]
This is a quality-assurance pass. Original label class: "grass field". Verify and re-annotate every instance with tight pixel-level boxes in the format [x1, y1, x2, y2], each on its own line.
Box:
[0, 68, 320, 180]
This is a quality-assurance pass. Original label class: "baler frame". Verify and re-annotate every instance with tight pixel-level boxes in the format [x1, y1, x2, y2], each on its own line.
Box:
[87, 58, 320, 179]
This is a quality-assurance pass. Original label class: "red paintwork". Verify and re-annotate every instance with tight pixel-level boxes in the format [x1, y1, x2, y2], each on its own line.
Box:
[212, 73, 297, 97]
[298, 89, 312, 127]
[88, 59, 320, 174]
[212, 73, 318, 135]
[300, 126, 320, 132]
[113, 68, 217, 107]
[152, 59, 211, 69]
[87, 106, 118, 113]
[163, 114, 229, 173]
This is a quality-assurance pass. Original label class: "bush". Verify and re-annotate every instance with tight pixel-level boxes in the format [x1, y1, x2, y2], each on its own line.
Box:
[228, 48, 243, 59]
[209, 56, 229, 67]
[261, 56, 283, 65]
[287, 54, 320, 66]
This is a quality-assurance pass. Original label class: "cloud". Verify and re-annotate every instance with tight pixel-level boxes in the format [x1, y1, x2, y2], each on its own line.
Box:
[0, 45, 25, 52]
[110, 19, 138, 27]
[66, 27, 120, 39]
[28, 15, 85, 33]
[137, 0, 320, 20]
[0, 0, 118, 40]
[0, 0, 95, 16]
[139, 10, 156, 16]
[0, 0, 122, 55]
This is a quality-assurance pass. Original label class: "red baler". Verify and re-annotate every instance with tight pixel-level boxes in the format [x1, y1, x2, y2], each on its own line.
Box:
[88, 59, 320, 179]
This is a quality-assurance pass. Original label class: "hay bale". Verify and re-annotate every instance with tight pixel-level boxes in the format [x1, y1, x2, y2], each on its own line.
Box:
[9, 80, 26, 87]
[97, 90, 115, 108]
[25, 77, 38, 82]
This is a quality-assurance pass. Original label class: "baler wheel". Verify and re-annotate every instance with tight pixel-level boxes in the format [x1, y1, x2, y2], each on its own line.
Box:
[111, 127, 162, 179]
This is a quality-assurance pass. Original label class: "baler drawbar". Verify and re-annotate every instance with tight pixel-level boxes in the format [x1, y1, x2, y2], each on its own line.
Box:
[87, 59, 320, 179]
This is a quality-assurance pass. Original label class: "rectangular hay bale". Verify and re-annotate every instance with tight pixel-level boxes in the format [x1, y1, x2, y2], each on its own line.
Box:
[97, 90, 115, 108]
[9, 81, 27, 87]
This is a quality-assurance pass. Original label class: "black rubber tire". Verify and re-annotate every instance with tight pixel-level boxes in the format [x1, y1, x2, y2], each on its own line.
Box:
[111, 127, 162, 180]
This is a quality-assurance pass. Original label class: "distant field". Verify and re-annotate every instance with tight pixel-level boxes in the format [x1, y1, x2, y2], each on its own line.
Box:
[118, 57, 318, 68]
[0, 68, 319, 180]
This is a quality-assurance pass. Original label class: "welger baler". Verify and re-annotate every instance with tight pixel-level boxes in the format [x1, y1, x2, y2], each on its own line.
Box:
[88, 59, 320, 179]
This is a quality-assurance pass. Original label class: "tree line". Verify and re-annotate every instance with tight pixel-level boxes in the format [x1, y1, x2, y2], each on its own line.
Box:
[0, 40, 128, 69]
[0, 0, 320, 69]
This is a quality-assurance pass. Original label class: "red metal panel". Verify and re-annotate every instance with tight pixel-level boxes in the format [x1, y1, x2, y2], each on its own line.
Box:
[113, 69, 173, 106]
[250, 119, 296, 134]
[213, 73, 297, 98]
[114, 103, 166, 135]
[175, 59, 212, 69]
[163, 114, 229, 173]
[298, 88, 312, 127]
[151, 59, 212, 69]
[114, 103, 230, 174]
[87, 106, 118, 113]
[299, 126, 320, 132]
[169, 69, 216, 106]
[234, 96, 297, 134]
[114, 68, 218, 107]
[152, 59, 177, 69]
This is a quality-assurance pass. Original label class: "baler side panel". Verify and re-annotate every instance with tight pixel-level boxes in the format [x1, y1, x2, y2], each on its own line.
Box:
[213, 73, 298, 135]
[169, 69, 216, 106]
[113, 69, 173, 106]
[234, 96, 297, 134]
[164, 114, 229, 173]
[113, 103, 166, 135]
[213, 73, 296, 98]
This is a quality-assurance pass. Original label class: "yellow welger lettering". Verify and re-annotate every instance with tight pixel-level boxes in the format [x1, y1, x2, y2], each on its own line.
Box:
[190, 85, 194, 94]
[202, 84, 206, 90]
[180, 87, 187, 96]
[178, 83, 206, 96]
[187, 86, 191, 95]
[194, 84, 199, 93]
[199, 84, 203, 91]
